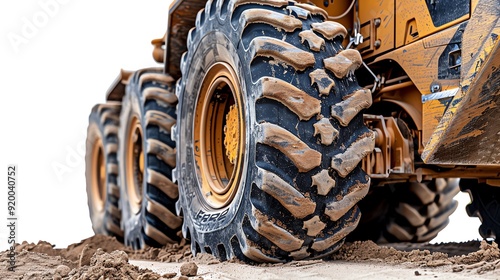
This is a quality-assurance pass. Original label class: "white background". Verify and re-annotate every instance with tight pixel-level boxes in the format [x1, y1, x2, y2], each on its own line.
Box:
[0, 0, 481, 250]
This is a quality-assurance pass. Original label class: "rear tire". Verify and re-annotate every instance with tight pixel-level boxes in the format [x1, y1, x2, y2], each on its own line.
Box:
[85, 103, 123, 238]
[118, 69, 182, 249]
[175, 1, 374, 262]
[461, 179, 500, 240]
[351, 179, 459, 242]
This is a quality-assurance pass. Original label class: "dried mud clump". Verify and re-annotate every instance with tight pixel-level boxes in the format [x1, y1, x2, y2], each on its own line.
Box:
[180, 262, 198, 276]
[67, 249, 161, 280]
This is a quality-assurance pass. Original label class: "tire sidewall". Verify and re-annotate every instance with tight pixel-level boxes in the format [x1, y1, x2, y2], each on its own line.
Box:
[118, 84, 148, 240]
[85, 110, 108, 234]
[178, 31, 255, 238]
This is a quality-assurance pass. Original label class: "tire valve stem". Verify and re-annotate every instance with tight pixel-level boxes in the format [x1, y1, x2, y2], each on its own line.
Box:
[206, 191, 212, 197]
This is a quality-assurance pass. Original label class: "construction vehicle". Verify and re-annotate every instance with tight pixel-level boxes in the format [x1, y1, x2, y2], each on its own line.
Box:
[85, 0, 500, 262]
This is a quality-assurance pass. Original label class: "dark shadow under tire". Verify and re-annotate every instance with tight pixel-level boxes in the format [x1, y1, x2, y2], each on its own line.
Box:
[118, 69, 181, 249]
[175, 0, 375, 262]
[85, 103, 123, 238]
[351, 179, 459, 243]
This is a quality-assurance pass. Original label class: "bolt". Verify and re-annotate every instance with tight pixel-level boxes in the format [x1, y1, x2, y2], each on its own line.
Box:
[430, 83, 441, 93]
[374, 18, 381, 27]
[374, 40, 381, 48]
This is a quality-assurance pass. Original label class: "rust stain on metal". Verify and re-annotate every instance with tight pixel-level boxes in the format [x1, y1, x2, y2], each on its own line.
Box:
[299, 30, 325, 52]
[313, 118, 338, 145]
[251, 206, 304, 252]
[145, 110, 176, 131]
[311, 169, 336, 196]
[241, 9, 302, 32]
[311, 209, 360, 252]
[257, 123, 322, 172]
[147, 169, 178, 199]
[259, 77, 321, 120]
[258, 169, 316, 218]
[331, 89, 372, 126]
[324, 178, 370, 221]
[251, 37, 315, 71]
[303, 216, 326, 236]
[331, 132, 375, 177]
[324, 49, 362, 78]
[309, 68, 334, 96]
[311, 21, 347, 40]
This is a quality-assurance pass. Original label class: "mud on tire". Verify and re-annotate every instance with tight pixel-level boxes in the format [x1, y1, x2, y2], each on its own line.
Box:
[85, 103, 123, 238]
[175, 0, 375, 262]
[351, 179, 459, 243]
[118, 69, 182, 249]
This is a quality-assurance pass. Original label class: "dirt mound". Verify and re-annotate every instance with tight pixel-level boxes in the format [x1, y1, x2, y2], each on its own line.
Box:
[332, 240, 451, 266]
[387, 240, 481, 257]
[15, 235, 129, 262]
[66, 249, 161, 280]
[332, 240, 500, 274]
[14, 235, 193, 263]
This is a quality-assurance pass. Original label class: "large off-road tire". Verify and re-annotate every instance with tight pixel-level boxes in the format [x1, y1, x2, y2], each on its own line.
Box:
[118, 69, 182, 249]
[85, 103, 123, 238]
[461, 179, 500, 240]
[351, 179, 459, 243]
[175, 0, 375, 262]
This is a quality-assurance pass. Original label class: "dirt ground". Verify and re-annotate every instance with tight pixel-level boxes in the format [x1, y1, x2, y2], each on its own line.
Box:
[1, 235, 499, 279]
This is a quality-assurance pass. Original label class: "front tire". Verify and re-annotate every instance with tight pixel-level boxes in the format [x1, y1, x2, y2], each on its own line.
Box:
[175, 0, 374, 262]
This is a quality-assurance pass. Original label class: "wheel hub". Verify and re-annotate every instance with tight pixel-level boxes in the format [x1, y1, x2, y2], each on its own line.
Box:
[224, 104, 239, 165]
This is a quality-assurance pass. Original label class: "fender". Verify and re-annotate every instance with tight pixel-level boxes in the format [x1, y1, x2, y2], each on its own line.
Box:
[164, 0, 205, 79]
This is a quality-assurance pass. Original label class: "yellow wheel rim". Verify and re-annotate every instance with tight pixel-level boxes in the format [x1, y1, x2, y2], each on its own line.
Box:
[194, 62, 246, 209]
[91, 137, 106, 211]
[126, 117, 144, 214]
